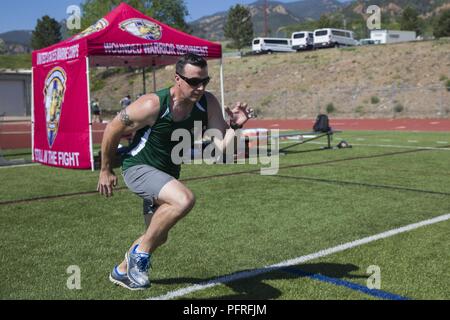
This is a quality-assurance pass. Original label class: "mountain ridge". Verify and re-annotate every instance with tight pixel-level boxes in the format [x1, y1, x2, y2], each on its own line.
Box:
[0, 30, 32, 54]
[190, 0, 346, 40]
[190, 0, 448, 40]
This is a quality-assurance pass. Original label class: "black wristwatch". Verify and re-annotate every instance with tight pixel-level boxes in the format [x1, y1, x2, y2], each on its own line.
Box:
[230, 121, 243, 130]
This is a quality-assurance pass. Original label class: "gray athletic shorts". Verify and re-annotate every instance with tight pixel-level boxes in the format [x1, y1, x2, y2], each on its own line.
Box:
[122, 164, 175, 216]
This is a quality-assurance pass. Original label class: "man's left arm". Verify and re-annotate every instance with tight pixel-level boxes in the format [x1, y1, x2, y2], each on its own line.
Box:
[206, 93, 253, 154]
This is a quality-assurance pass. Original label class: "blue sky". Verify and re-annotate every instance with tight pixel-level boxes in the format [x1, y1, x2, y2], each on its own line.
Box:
[0, 0, 345, 34]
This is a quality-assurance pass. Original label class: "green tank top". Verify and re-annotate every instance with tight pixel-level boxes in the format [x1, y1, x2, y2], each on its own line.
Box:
[122, 87, 208, 179]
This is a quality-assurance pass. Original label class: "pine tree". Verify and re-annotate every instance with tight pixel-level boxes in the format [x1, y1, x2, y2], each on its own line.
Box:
[150, 0, 190, 32]
[400, 7, 421, 35]
[79, 0, 190, 33]
[316, 15, 331, 29]
[31, 16, 62, 50]
[434, 9, 450, 38]
[224, 5, 254, 52]
[316, 14, 343, 29]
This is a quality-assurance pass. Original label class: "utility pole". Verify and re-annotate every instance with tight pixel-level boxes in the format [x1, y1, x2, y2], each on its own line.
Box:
[264, 0, 269, 37]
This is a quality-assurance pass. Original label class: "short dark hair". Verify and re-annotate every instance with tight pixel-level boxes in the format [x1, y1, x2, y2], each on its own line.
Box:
[176, 53, 207, 75]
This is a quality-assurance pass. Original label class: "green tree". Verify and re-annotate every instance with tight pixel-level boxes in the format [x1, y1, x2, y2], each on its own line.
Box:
[316, 14, 343, 29]
[79, 0, 190, 33]
[224, 5, 254, 52]
[400, 6, 421, 35]
[316, 15, 331, 29]
[434, 9, 450, 38]
[150, 0, 190, 32]
[31, 15, 62, 50]
[0, 39, 7, 54]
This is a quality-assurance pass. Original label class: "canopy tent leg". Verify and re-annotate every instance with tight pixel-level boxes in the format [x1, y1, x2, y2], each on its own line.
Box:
[152, 63, 157, 93]
[31, 67, 35, 162]
[142, 67, 146, 95]
[220, 58, 225, 119]
[86, 57, 95, 171]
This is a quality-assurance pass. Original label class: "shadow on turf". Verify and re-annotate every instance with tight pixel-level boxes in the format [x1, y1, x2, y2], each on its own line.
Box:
[152, 263, 368, 299]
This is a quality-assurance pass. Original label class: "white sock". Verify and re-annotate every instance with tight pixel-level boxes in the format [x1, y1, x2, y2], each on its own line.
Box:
[135, 244, 150, 255]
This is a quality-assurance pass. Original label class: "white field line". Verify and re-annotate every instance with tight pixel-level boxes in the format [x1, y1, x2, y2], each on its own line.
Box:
[149, 213, 450, 300]
[0, 131, 30, 135]
[1, 141, 447, 171]
[344, 143, 450, 151]
[0, 163, 38, 169]
[344, 143, 450, 150]
[0, 130, 104, 134]
[279, 141, 450, 151]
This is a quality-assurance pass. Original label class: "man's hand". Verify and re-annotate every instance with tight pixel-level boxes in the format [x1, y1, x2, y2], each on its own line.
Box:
[225, 102, 255, 128]
[97, 169, 118, 197]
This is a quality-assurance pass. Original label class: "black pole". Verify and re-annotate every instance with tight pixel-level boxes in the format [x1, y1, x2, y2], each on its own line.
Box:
[142, 67, 146, 95]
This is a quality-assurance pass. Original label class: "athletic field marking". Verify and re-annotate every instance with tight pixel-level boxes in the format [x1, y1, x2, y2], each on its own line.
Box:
[0, 130, 104, 134]
[0, 131, 30, 135]
[272, 174, 450, 196]
[281, 141, 450, 151]
[0, 163, 38, 169]
[283, 267, 410, 300]
[407, 140, 418, 143]
[350, 143, 450, 151]
[148, 213, 450, 300]
[436, 141, 449, 144]
[2, 146, 447, 206]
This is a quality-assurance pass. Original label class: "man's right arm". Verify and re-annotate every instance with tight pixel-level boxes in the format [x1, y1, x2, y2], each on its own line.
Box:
[97, 95, 160, 197]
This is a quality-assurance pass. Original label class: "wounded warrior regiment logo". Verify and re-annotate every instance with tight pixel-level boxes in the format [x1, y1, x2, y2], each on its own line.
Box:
[71, 18, 108, 41]
[120, 19, 162, 40]
[44, 67, 67, 148]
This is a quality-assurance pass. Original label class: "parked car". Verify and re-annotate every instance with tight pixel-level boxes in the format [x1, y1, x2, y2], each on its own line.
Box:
[358, 38, 379, 45]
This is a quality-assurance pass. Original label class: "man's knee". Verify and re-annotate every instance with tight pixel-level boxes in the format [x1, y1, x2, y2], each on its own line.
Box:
[174, 190, 196, 216]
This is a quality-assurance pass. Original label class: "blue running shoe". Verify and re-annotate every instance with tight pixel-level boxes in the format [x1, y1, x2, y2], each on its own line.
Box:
[126, 245, 151, 287]
[109, 266, 147, 291]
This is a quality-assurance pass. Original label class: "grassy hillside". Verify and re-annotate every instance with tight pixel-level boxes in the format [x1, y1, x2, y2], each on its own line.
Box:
[0, 54, 32, 70]
[93, 39, 450, 119]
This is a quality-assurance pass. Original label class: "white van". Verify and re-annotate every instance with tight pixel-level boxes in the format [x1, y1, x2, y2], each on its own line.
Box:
[252, 37, 295, 54]
[313, 28, 358, 48]
[291, 31, 314, 51]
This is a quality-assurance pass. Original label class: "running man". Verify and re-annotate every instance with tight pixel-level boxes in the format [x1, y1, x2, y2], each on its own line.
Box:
[97, 53, 254, 290]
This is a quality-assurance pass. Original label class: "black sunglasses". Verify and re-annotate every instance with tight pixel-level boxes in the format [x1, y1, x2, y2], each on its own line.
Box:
[177, 73, 211, 87]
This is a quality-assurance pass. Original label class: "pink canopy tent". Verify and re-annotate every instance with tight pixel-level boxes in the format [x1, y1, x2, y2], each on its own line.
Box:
[31, 2, 223, 170]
